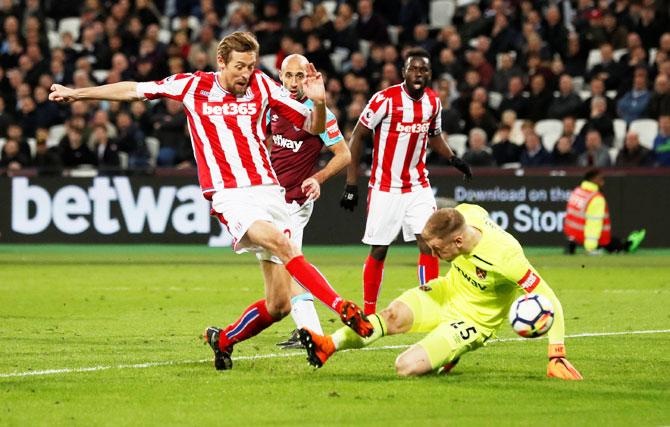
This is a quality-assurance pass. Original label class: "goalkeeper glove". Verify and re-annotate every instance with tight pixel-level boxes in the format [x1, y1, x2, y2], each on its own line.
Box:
[547, 343, 583, 380]
[448, 156, 473, 181]
[340, 184, 358, 211]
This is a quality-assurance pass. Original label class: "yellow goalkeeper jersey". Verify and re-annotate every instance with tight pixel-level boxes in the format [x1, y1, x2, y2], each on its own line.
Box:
[444, 204, 565, 343]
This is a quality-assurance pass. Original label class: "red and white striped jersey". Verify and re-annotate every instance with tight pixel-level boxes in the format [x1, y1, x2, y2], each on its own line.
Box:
[136, 70, 313, 199]
[359, 83, 442, 193]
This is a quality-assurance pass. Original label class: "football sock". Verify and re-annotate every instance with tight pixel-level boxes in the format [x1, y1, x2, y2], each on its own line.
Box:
[331, 313, 386, 350]
[218, 299, 277, 350]
[285, 255, 343, 313]
[290, 292, 323, 335]
[363, 256, 384, 315]
[417, 253, 439, 285]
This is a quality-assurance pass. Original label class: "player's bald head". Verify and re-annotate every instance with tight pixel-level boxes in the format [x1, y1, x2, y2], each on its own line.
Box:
[280, 54, 308, 73]
[279, 54, 309, 98]
[422, 208, 466, 241]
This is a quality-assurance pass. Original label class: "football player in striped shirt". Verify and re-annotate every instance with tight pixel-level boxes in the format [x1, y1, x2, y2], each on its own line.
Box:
[49, 32, 373, 371]
[299, 204, 583, 380]
[340, 47, 472, 315]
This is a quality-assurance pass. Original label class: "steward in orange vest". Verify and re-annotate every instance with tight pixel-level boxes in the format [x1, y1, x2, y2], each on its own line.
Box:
[564, 169, 646, 254]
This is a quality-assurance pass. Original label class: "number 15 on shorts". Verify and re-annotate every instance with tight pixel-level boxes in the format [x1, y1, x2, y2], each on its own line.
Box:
[450, 321, 477, 342]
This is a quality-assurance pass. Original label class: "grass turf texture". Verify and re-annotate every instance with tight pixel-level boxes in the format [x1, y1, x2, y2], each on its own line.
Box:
[0, 245, 669, 426]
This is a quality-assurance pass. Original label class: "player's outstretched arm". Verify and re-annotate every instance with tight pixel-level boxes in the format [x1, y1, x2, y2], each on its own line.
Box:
[302, 63, 326, 134]
[49, 82, 142, 103]
[502, 249, 582, 381]
[428, 134, 472, 180]
[340, 123, 371, 211]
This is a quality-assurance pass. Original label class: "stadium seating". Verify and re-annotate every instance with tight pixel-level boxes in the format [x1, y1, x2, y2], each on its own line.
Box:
[447, 134, 468, 157]
[586, 49, 602, 72]
[47, 125, 66, 148]
[613, 119, 627, 149]
[430, 0, 455, 28]
[145, 137, 160, 167]
[629, 119, 658, 149]
[58, 17, 81, 39]
[118, 151, 129, 170]
[534, 119, 563, 151]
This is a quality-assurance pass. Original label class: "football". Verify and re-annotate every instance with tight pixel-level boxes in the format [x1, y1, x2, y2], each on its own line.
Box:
[508, 294, 555, 338]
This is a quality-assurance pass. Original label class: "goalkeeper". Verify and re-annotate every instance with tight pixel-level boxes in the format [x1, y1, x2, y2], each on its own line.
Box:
[298, 204, 583, 380]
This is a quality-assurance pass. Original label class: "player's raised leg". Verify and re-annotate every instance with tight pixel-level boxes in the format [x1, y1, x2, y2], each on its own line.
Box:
[245, 220, 374, 337]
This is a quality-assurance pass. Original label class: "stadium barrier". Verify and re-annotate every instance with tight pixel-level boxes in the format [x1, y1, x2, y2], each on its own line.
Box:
[1, 172, 668, 246]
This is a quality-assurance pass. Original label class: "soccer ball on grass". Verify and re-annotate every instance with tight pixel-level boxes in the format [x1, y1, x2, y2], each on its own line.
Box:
[508, 294, 554, 338]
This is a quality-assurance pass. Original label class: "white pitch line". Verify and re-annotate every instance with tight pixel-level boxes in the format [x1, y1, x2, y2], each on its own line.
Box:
[1, 329, 668, 379]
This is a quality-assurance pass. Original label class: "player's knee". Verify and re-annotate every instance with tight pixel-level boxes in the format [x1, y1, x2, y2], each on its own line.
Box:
[380, 302, 412, 334]
[265, 297, 291, 319]
[268, 233, 298, 262]
[394, 354, 423, 377]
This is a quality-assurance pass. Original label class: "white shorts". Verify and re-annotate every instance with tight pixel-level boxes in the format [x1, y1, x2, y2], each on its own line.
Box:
[211, 185, 293, 257]
[256, 199, 314, 264]
[363, 186, 436, 245]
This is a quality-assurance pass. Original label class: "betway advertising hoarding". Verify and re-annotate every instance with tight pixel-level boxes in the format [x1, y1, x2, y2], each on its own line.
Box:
[0, 174, 667, 246]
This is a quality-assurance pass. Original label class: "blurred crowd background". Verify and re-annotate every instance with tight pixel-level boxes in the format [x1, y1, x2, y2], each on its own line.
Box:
[1, 0, 670, 176]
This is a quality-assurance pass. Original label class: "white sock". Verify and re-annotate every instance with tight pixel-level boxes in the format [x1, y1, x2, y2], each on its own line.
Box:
[291, 293, 323, 335]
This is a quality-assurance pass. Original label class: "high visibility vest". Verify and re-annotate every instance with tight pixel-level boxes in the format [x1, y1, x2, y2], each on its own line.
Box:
[563, 184, 611, 246]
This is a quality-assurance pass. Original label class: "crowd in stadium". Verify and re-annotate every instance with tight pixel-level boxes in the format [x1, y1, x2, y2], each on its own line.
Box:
[1, 0, 670, 175]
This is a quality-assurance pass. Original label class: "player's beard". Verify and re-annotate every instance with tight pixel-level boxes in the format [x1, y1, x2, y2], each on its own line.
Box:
[232, 80, 248, 96]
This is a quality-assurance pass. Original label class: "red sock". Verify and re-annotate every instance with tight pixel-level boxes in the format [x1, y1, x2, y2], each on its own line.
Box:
[285, 255, 343, 313]
[218, 299, 277, 350]
[363, 256, 384, 315]
[418, 253, 439, 285]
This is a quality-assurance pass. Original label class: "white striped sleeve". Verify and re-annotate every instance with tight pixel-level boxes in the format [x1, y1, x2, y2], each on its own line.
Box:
[136, 73, 194, 101]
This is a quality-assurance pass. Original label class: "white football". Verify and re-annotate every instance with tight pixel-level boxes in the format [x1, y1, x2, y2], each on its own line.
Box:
[508, 294, 555, 338]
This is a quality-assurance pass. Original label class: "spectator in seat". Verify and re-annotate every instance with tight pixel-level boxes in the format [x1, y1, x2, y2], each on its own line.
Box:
[653, 114, 670, 166]
[463, 127, 495, 167]
[520, 131, 551, 167]
[59, 126, 96, 168]
[578, 129, 611, 167]
[115, 110, 149, 168]
[491, 124, 522, 165]
[588, 42, 622, 91]
[646, 73, 670, 119]
[581, 96, 615, 147]
[548, 74, 582, 119]
[580, 77, 616, 119]
[463, 100, 498, 140]
[551, 135, 579, 166]
[617, 67, 651, 124]
[437, 79, 463, 135]
[154, 99, 191, 167]
[0, 138, 30, 171]
[525, 74, 553, 122]
[33, 127, 62, 174]
[498, 75, 529, 118]
[615, 130, 653, 166]
[564, 32, 588, 78]
[490, 52, 523, 94]
[90, 124, 120, 170]
[356, 0, 389, 44]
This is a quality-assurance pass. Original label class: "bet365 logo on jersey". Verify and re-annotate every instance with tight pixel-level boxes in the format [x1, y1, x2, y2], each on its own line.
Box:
[202, 102, 257, 116]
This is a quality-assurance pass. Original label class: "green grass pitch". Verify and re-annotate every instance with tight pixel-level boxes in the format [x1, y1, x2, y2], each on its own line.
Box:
[1, 245, 669, 426]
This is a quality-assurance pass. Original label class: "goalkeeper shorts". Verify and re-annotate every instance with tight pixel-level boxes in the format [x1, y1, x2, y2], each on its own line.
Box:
[396, 282, 494, 370]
